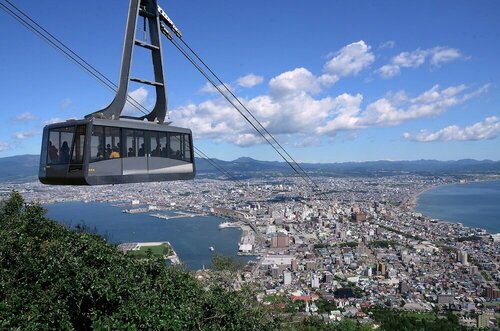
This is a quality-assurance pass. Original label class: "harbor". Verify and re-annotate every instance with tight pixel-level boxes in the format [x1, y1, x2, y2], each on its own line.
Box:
[150, 211, 207, 220]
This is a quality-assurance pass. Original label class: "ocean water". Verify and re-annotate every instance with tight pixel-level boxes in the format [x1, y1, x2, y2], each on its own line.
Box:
[416, 180, 500, 234]
[44, 202, 251, 270]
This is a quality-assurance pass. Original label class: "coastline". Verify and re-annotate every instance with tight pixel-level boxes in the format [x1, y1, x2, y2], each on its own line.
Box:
[406, 180, 500, 235]
[44, 201, 247, 270]
[402, 183, 444, 210]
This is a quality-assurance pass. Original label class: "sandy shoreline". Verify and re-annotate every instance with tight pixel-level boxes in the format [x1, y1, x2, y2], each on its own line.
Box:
[402, 183, 442, 210]
[403, 179, 500, 235]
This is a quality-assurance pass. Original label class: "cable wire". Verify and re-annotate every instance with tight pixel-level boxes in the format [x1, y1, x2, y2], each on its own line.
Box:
[0, 0, 240, 182]
[177, 37, 320, 189]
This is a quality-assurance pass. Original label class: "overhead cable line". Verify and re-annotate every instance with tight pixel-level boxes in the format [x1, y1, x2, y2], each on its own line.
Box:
[161, 27, 332, 201]
[0, 0, 240, 182]
[176, 36, 320, 189]
[161, 28, 311, 187]
[1, 0, 150, 115]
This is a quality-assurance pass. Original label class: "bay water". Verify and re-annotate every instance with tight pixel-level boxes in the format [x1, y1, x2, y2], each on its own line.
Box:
[416, 180, 500, 234]
[45, 202, 250, 270]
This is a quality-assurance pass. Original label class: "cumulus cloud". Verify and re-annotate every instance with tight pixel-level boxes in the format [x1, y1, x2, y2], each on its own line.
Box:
[172, 71, 488, 145]
[269, 68, 322, 98]
[377, 46, 464, 78]
[123, 87, 151, 115]
[236, 74, 264, 88]
[403, 116, 500, 142]
[171, 89, 335, 146]
[0, 141, 9, 152]
[14, 131, 38, 140]
[315, 93, 364, 135]
[12, 112, 37, 122]
[321, 40, 375, 85]
[313, 84, 489, 136]
[360, 84, 488, 126]
[166, 41, 486, 147]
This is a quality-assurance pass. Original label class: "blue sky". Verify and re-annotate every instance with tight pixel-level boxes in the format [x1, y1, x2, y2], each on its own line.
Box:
[0, 0, 499, 162]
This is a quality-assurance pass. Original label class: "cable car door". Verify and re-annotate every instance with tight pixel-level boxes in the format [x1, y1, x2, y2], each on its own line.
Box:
[123, 129, 147, 175]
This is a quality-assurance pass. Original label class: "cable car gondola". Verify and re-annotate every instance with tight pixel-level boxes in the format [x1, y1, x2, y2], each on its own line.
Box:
[39, 0, 195, 185]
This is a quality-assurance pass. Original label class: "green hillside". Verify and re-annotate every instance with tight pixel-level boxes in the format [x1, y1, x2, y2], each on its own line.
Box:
[0, 192, 278, 330]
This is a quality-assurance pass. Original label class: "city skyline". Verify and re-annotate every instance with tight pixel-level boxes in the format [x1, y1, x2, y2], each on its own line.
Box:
[1, 0, 499, 162]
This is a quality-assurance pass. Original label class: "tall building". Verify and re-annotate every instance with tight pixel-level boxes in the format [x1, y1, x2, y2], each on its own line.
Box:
[311, 273, 320, 288]
[283, 271, 292, 286]
[477, 314, 491, 328]
[486, 286, 500, 301]
[271, 234, 289, 248]
[457, 250, 468, 265]
[377, 263, 386, 277]
[352, 212, 367, 222]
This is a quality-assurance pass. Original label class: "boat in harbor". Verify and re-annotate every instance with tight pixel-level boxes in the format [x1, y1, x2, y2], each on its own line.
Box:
[209, 246, 214, 251]
[218, 221, 241, 229]
[219, 222, 231, 229]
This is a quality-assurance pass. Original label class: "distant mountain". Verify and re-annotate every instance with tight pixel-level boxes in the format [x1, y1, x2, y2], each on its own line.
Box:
[0, 154, 39, 182]
[1, 154, 499, 183]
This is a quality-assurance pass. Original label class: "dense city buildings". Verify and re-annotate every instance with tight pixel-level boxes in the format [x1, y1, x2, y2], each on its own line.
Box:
[3, 174, 499, 328]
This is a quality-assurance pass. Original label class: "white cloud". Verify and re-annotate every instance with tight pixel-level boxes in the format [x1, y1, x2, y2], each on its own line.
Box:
[379, 40, 395, 49]
[123, 87, 150, 115]
[315, 93, 364, 135]
[321, 40, 374, 85]
[172, 77, 488, 145]
[269, 68, 321, 98]
[429, 47, 463, 66]
[14, 131, 38, 140]
[377, 46, 464, 78]
[59, 98, 73, 110]
[199, 81, 233, 94]
[167, 41, 485, 147]
[315, 84, 489, 136]
[12, 112, 37, 122]
[236, 74, 264, 88]
[0, 141, 9, 152]
[43, 118, 65, 125]
[404, 116, 500, 142]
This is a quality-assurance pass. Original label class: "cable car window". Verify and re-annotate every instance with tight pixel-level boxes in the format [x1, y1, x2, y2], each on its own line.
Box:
[137, 130, 145, 156]
[169, 133, 182, 159]
[70, 125, 86, 164]
[184, 134, 192, 162]
[105, 127, 121, 159]
[124, 129, 136, 157]
[160, 132, 167, 157]
[150, 131, 160, 157]
[47, 126, 75, 165]
[90, 126, 105, 162]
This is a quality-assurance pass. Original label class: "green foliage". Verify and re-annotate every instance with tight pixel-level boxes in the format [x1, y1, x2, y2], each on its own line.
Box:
[126, 243, 172, 259]
[284, 317, 372, 331]
[480, 270, 492, 281]
[369, 308, 472, 331]
[338, 241, 358, 248]
[211, 253, 245, 273]
[0, 192, 278, 330]
[369, 240, 399, 249]
[457, 236, 481, 242]
[375, 224, 424, 241]
[315, 297, 337, 313]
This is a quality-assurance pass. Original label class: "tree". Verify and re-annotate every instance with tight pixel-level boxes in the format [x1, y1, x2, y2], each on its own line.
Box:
[0, 192, 278, 330]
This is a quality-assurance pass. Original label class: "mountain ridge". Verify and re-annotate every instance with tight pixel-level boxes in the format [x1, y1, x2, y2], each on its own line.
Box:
[1, 154, 499, 183]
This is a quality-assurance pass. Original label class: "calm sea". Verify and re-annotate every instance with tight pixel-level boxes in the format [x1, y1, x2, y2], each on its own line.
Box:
[44, 202, 251, 270]
[416, 180, 500, 234]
